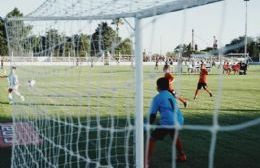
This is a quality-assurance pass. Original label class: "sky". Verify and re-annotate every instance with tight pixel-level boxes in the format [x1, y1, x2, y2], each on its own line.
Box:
[1, 0, 260, 54]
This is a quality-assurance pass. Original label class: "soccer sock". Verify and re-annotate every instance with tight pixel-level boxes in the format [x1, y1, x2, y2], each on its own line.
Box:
[145, 138, 156, 166]
[176, 137, 185, 155]
[8, 94, 13, 101]
[205, 89, 212, 96]
[14, 90, 22, 97]
[178, 96, 186, 103]
[194, 90, 199, 98]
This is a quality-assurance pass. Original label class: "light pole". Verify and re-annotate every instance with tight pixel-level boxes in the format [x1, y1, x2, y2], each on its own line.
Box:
[244, 0, 250, 60]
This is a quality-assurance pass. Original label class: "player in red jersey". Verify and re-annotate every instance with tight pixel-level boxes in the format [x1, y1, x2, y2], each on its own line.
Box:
[194, 64, 213, 100]
[163, 64, 188, 108]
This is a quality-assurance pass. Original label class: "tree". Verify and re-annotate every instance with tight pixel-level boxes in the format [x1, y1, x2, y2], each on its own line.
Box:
[6, 8, 23, 18]
[221, 35, 260, 61]
[224, 36, 253, 54]
[111, 18, 124, 43]
[116, 38, 132, 55]
[5, 8, 33, 56]
[45, 29, 62, 56]
[60, 33, 90, 58]
[248, 37, 260, 61]
[71, 33, 90, 57]
[0, 8, 22, 56]
[27, 35, 41, 56]
[90, 22, 117, 56]
[0, 17, 8, 55]
[201, 47, 213, 52]
[166, 51, 176, 58]
[174, 43, 192, 57]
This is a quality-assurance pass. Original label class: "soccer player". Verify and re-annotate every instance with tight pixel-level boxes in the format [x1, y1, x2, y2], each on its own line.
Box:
[0, 56, 3, 69]
[7, 66, 25, 104]
[145, 77, 186, 168]
[163, 64, 188, 108]
[194, 64, 213, 100]
[232, 63, 240, 75]
[76, 57, 80, 67]
[223, 61, 231, 75]
[154, 57, 159, 70]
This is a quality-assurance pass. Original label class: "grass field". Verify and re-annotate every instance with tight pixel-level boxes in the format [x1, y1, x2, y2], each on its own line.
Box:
[0, 65, 260, 168]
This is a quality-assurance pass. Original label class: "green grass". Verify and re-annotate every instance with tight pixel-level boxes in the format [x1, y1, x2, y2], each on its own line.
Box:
[0, 65, 260, 168]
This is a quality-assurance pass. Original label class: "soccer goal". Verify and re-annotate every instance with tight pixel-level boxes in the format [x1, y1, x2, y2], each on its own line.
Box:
[5, 0, 260, 168]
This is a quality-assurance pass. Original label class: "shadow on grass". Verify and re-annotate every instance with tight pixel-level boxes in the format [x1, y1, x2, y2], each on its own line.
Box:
[1, 113, 260, 168]
[4, 101, 133, 108]
[0, 101, 9, 105]
[187, 108, 260, 112]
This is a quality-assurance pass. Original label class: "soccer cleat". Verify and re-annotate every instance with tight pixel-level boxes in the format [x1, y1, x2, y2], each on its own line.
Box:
[176, 154, 187, 162]
[209, 93, 213, 97]
[183, 101, 188, 108]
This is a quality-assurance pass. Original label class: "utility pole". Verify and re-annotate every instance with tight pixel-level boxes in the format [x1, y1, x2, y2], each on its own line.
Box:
[191, 29, 194, 51]
[244, 0, 250, 60]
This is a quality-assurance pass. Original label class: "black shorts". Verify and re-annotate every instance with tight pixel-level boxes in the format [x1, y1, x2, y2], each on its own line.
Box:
[8, 88, 13, 93]
[197, 82, 207, 90]
[151, 128, 176, 141]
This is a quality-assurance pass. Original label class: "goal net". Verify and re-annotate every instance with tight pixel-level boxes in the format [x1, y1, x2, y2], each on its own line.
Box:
[4, 0, 260, 168]
[6, 14, 137, 168]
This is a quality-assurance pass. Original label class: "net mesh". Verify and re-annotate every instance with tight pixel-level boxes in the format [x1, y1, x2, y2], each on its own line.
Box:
[4, 0, 260, 168]
[6, 18, 136, 167]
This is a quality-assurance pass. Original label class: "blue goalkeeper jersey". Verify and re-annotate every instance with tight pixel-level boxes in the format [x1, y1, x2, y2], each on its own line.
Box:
[149, 90, 184, 126]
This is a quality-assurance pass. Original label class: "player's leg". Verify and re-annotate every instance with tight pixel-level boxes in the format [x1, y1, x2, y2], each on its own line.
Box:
[228, 68, 231, 75]
[8, 88, 13, 104]
[170, 91, 188, 108]
[145, 129, 166, 168]
[169, 130, 187, 162]
[176, 95, 188, 108]
[203, 84, 213, 97]
[13, 88, 25, 101]
[194, 83, 201, 100]
[145, 138, 156, 168]
[176, 137, 187, 162]
[194, 89, 199, 100]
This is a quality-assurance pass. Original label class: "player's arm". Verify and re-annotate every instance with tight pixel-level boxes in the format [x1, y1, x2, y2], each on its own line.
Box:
[149, 97, 159, 124]
[14, 75, 19, 86]
[7, 76, 11, 86]
[149, 114, 156, 124]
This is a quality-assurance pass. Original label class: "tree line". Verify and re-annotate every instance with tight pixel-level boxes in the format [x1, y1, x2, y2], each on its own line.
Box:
[1, 8, 260, 61]
[0, 8, 132, 58]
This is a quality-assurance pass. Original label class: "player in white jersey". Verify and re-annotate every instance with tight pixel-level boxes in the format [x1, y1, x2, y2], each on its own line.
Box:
[7, 66, 24, 104]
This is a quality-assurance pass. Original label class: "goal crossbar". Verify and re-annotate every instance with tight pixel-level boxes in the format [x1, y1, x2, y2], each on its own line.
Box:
[7, 0, 223, 21]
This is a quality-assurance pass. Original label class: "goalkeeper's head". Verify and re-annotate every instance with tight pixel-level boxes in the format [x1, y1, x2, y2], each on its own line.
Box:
[156, 77, 169, 91]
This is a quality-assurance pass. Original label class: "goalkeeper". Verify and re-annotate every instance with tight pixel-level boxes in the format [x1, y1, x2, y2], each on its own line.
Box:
[7, 66, 24, 104]
[145, 77, 186, 168]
